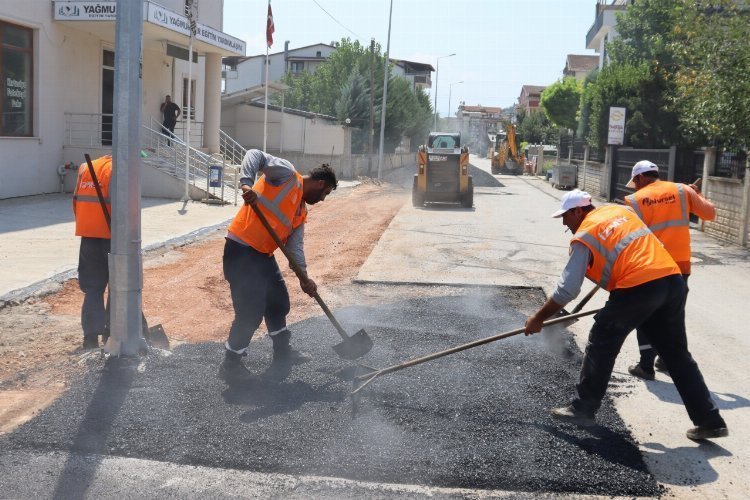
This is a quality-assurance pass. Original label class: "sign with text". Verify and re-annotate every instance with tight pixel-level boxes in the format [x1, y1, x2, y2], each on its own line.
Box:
[607, 107, 626, 146]
[54, 1, 117, 20]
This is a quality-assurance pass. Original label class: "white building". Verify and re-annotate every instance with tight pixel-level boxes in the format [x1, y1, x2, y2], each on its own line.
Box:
[585, 0, 632, 69]
[224, 42, 433, 95]
[0, 0, 246, 200]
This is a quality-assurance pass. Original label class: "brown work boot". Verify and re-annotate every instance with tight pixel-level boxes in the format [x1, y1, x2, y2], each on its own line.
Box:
[687, 419, 729, 441]
[550, 405, 595, 427]
[628, 363, 656, 381]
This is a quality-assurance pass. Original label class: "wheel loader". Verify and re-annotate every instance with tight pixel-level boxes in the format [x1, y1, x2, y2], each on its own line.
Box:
[491, 123, 524, 174]
[412, 132, 473, 208]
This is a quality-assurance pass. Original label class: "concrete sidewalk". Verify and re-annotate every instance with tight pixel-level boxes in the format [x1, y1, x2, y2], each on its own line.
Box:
[356, 154, 750, 499]
[0, 182, 359, 304]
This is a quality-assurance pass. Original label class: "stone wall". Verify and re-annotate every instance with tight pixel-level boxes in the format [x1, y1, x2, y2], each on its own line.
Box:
[264, 150, 414, 180]
[703, 176, 745, 244]
[574, 160, 607, 199]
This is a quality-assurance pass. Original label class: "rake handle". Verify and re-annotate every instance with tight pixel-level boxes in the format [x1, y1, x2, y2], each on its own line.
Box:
[249, 202, 351, 341]
[353, 308, 601, 393]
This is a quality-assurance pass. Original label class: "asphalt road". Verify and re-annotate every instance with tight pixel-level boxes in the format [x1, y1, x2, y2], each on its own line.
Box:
[1, 287, 659, 498]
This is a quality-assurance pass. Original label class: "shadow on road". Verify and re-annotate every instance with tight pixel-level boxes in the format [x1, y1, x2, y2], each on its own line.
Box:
[643, 379, 750, 411]
[639, 440, 732, 486]
[51, 357, 137, 500]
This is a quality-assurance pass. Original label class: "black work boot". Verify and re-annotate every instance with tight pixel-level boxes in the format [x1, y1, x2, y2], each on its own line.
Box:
[218, 350, 256, 384]
[82, 336, 99, 349]
[271, 330, 312, 365]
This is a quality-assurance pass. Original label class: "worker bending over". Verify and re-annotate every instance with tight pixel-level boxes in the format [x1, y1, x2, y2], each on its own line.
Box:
[525, 190, 727, 440]
[220, 149, 337, 384]
[623, 160, 716, 380]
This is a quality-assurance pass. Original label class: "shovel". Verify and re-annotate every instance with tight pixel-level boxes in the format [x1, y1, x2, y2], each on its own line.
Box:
[249, 203, 373, 360]
[84, 154, 169, 349]
[352, 308, 600, 396]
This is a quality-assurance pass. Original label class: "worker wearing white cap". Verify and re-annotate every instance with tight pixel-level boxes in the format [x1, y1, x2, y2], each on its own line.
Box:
[524, 189, 727, 440]
[624, 161, 716, 381]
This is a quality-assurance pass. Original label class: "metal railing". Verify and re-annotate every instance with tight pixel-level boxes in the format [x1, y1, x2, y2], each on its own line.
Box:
[150, 116, 203, 149]
[64, 112, 114, 147]
[140, 124, 240, 205]
[219, 128, 247, 167]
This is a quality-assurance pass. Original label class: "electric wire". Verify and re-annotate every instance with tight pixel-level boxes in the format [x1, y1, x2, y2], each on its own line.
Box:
[310, 0, 361, 39]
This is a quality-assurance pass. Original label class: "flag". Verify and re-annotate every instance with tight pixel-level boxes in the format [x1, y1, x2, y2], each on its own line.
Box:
[266, 2, 274, 48]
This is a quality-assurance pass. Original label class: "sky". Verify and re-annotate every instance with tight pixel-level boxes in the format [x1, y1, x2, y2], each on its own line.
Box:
[222, 0, 599, 117]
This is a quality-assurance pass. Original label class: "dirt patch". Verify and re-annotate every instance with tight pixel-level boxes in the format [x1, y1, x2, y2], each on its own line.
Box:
[0, 177, 409, 434]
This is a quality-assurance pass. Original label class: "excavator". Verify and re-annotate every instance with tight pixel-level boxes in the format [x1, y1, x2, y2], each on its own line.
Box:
[491, 123, 524, 175]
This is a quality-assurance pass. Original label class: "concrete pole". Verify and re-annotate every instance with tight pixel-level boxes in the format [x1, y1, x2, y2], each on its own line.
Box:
[109, 0, 144, 356]
[739, 155, 750, 247]
[700, 147, 716, 232]
[203, 53, 222, 154]
[183, 30, 194, 202]
[376, 0, 393, 180]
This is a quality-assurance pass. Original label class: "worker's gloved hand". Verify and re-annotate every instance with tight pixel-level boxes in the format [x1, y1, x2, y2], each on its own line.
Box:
[524, 315, 544, 336]
[300, 277, 317, 296]
[242, 188, 258, 205]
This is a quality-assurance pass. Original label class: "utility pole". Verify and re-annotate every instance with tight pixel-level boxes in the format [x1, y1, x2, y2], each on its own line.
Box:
[377, 0, 393, 180]
[109, 0, 144, 355]
[368, 38, 375, 177]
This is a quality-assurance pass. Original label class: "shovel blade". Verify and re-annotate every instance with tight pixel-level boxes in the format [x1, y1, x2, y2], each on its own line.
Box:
[332, 329, 373, 360]
[146, 324, 170, 349]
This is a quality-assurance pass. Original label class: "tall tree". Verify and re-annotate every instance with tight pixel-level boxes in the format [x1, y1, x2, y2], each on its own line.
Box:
[540, 77, 582, 131]
[671, 0, 750, 149]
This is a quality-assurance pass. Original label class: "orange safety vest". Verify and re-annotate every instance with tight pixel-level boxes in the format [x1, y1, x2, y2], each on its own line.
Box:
[73, 156, 112, 239]
[625, 180, 692, 274]
[572, 205, 680, 291]
[227, 172, 307, 254]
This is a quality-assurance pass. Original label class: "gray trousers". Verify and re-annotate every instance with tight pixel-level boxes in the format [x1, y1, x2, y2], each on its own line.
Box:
[78, 237, 110, 338]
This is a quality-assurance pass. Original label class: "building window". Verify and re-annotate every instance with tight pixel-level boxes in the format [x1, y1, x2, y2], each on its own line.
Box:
[316, 51, 322, 57]
[182, 77, 196, 120]
[1, 20, 33, 137]
[290, 61, 304, 74]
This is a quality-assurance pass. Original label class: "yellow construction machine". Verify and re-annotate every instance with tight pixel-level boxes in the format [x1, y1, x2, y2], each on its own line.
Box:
[491, 123, 524, 174]
[413, 132, 472, 208]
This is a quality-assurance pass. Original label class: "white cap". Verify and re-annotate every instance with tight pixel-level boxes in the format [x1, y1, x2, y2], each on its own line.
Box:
[551, 189, 593, 218]
[625, 160, 659, 188]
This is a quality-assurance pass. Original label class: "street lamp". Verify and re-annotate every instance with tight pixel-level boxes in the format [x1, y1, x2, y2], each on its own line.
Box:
[433, 53, 455, 130]
[448, 80, 463, 118]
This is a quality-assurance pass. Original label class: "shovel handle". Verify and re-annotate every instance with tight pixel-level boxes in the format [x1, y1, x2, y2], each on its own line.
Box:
[352, 308, 601, 394]
[249, 202, 351, 341]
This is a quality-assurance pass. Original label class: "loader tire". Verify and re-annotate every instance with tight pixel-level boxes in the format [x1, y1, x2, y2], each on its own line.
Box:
[412, 175, 424, 207]
[461, 177, 474, 208]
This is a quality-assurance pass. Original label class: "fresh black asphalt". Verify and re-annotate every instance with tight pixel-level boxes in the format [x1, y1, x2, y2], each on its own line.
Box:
[1, 287, 660, 496]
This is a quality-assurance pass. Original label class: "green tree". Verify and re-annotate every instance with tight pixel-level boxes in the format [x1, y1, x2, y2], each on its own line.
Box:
[671, 0, 750, 149]
[277, 37, 433, 154]
[576, 68, 599, 139]
[517, 110, 558, 145]
[540, 77, 582, 130]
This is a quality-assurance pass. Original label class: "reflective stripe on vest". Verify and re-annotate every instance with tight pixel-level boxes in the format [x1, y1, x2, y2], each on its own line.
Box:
[255, 176, 300, 231]
[575, 226, 652, 289]
[73, 195, 111, 204]
[572, 205, 680, 291]
[626, 183, 689, 232]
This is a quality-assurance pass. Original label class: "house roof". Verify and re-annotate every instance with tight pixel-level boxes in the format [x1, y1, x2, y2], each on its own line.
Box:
[390, 59, 435, 72]
[224, 42, 335, 66]
[520, 85, 546, 95]
[565, 54, 599, 72]
[459, 105, 502, 114]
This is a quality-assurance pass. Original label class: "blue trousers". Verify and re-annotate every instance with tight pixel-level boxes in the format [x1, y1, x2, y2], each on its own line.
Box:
[223, 238, 290, 353]
[78, 237, 110, 339]
[573, 274, 721, 426]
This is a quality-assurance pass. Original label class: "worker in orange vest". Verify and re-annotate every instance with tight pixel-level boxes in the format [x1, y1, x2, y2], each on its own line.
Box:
[72, 155, 112, 349]
[219, 149, 337, 384]
[623, 160, 716, 380]
[524, 190, 727, 440]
